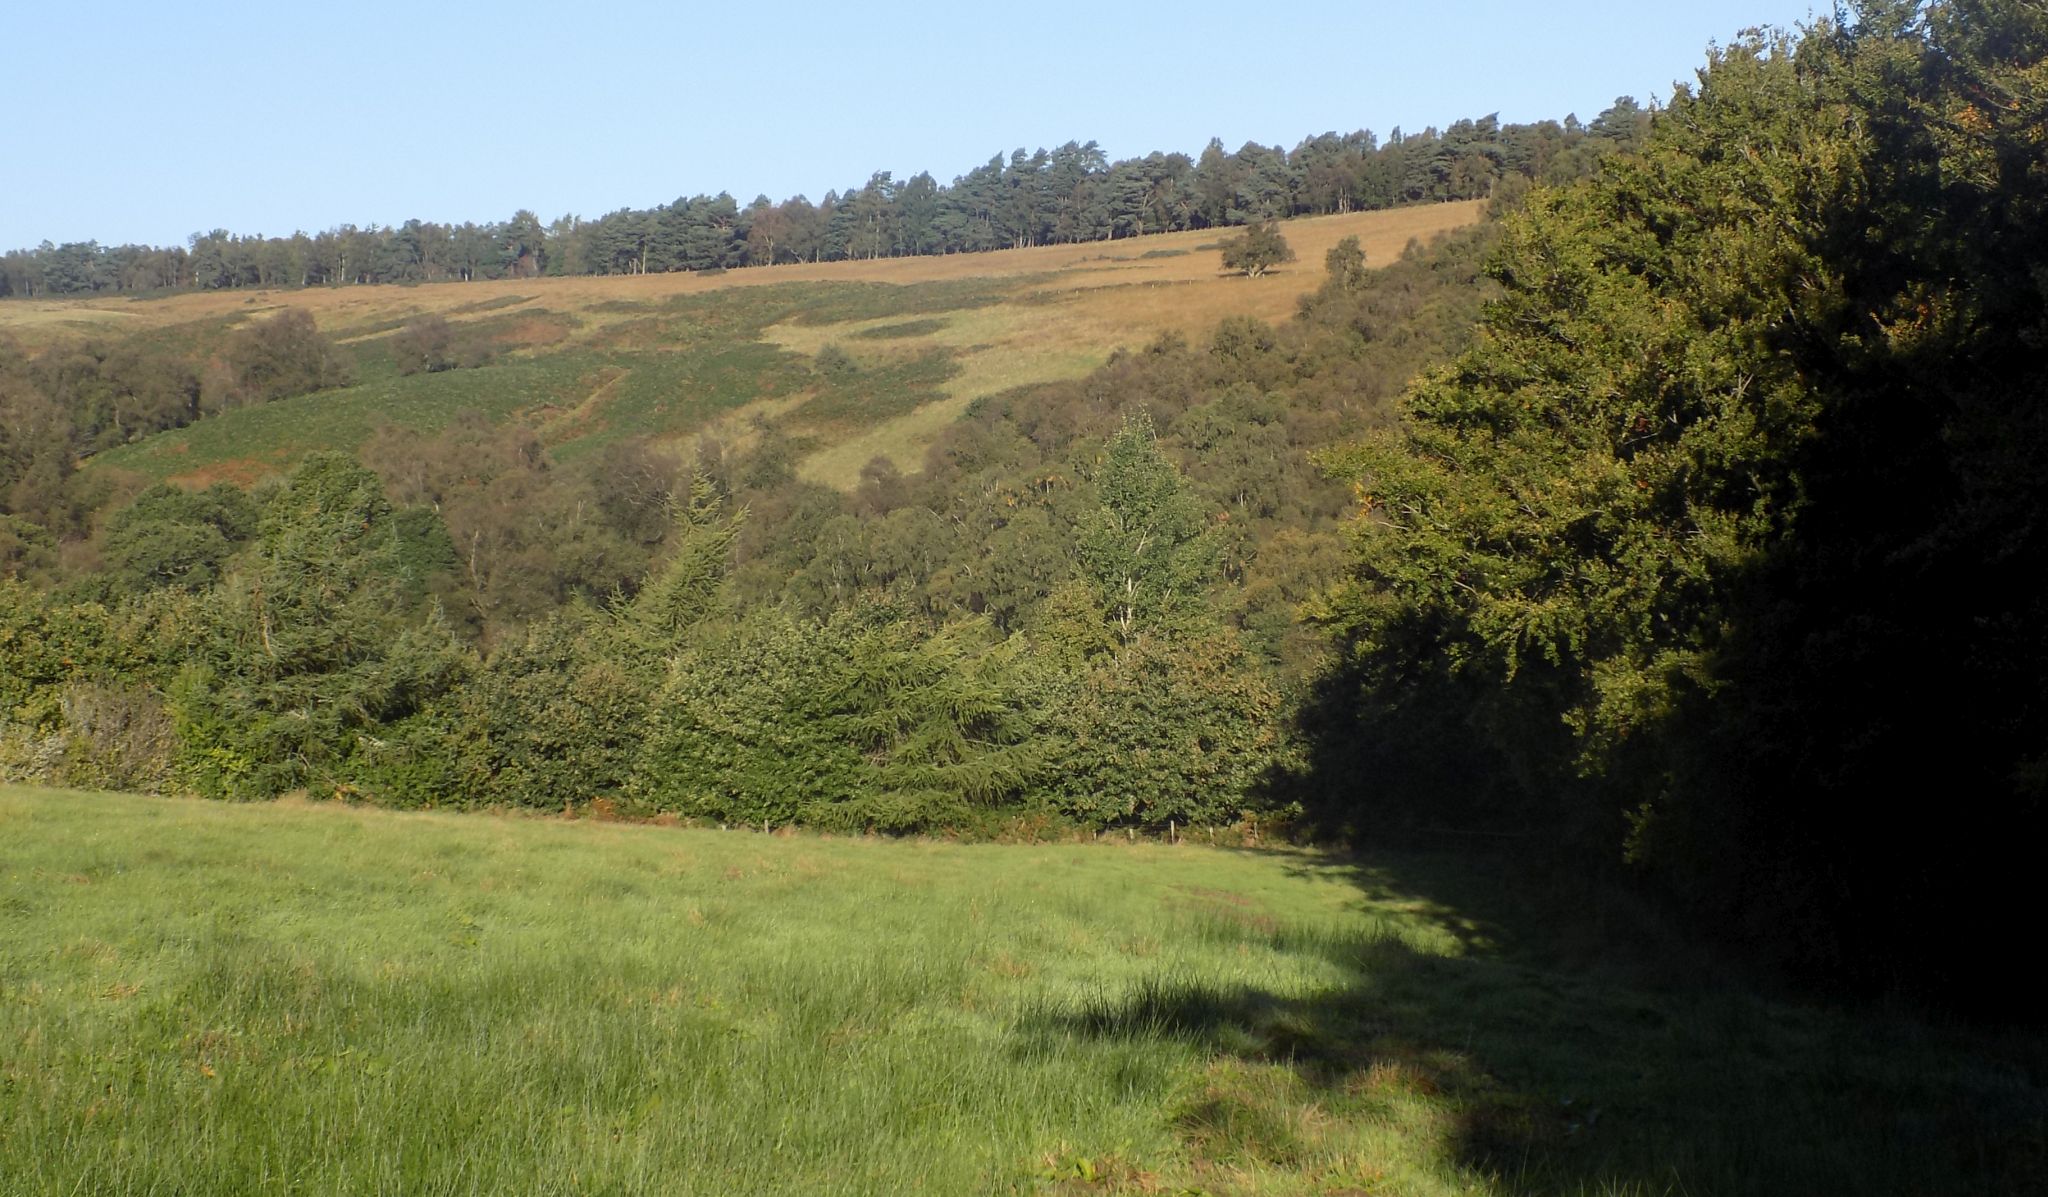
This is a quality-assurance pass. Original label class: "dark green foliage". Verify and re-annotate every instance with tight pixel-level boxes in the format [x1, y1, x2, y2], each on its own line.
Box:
[0, 580, 212, 788]
[359, 611, 642, 810]
[1219, 222, 1296, 277]
[387, 505, 461, 608]
[168, 454, 464, 798]
[1311, 2, 2048, 1010]
[0, 514, 55, 581]
[830, 619, 1039, 823]
[632, 608, 1039, 831]
[630, 611, 867, 824]
[203, 309, 352, 411]
[98, 483, 258, 594]
[362, 479, 745, 810]
[1039, 622, 1287, 829]
[1044, 432, 1286, 827]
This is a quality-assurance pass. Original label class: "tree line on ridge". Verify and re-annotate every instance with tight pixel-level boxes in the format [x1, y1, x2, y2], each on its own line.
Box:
[0, 106, 1648, 296]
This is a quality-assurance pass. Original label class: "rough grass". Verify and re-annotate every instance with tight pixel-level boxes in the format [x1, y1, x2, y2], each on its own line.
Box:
[24, 205, 1485, 491]
[2, 786, 2039, 1196]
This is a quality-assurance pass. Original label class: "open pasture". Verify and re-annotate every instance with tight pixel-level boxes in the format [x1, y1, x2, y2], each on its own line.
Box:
[2, 785, 2037, 1196]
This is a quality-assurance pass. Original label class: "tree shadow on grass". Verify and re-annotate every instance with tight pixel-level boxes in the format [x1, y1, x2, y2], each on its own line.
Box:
[1022, 846, 2048, 1195]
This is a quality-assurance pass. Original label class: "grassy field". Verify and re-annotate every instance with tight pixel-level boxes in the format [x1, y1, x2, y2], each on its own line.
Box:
[5, 204, 1484, 492]
[2, 786, 2039, 1196]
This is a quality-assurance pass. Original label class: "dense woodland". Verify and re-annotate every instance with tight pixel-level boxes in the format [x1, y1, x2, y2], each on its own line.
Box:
[0, 108, 1647, 295]
[4, 1, 2046, 1017]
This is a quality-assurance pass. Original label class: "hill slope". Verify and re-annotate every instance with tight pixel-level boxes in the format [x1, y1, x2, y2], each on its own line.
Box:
[5, 204, 1482, 491]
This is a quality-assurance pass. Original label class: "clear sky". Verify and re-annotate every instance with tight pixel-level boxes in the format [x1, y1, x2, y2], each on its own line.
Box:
[1, 1, 1821, 251]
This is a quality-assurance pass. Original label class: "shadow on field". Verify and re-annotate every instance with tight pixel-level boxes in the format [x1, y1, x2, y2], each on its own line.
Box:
[1024, 846, 2048, 1196]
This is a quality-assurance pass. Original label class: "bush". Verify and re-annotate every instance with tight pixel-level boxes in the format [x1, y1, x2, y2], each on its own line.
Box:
[391, 313, 496, 375]
[814, 344, 857, 376]
[201, 309, 352, 411]
[358, 613, 643, 810]
[631, 609, 1039, 831]
[1040, 629, 1289, 829]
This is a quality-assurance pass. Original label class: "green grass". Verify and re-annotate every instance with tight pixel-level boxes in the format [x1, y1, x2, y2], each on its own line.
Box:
[2, 787, 2040, 1196]
[790, 348, 961, 430]
[88, 360, 586, 484]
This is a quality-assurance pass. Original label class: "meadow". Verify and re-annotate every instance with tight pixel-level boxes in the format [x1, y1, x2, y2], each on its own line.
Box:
[2, 785, 2038, 1196]
[2, 204, 1483, 492]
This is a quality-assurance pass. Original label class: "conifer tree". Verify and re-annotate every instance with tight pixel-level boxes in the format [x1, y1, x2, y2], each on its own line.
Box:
[171, 453, 462, 798]
[618, 472, 744, 656]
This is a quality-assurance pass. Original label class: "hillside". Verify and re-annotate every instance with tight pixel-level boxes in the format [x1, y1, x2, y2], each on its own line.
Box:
[4, 204, 1481, 491]
[5, 0, 2046, 1042]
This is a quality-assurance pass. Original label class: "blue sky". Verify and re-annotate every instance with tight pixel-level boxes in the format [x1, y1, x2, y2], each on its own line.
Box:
[1, 1, 1821, 250]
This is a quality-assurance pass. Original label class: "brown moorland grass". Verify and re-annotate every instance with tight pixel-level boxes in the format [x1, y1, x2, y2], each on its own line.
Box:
[10, 204, 1484, 489]
[0, 204, 1481, 348]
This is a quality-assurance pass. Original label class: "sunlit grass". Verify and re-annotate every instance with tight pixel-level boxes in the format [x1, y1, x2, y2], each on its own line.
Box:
[3, 786, 2038, 1196]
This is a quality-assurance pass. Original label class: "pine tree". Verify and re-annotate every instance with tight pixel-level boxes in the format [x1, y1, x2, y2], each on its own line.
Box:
[618, 473, 744, 656]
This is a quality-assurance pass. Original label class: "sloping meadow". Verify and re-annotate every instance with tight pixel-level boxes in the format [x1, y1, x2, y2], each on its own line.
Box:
[46, 205, 1482, 494]
[3, 787, 2037, 1196]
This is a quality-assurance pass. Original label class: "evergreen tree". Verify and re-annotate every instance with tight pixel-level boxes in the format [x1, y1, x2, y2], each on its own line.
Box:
[1316, 2, 2048, 1007]
[617, 473, 744, 657]
[170, 454, 462, 798]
